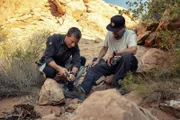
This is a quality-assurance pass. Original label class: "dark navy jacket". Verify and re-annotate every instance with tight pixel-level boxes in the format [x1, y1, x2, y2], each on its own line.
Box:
[41, 34, 81, 68]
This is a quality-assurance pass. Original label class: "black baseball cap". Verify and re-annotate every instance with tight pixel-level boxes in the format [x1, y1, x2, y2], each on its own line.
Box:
[106, 15, 125, 32]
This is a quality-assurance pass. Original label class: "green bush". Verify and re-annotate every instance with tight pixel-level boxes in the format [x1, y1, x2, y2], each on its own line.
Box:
[0, 30, 51, 97]
[126, 0, 149, 20]
[127, 0, 180, 20]
[156, 30, 180, 50]
[121, 68, 179, 104]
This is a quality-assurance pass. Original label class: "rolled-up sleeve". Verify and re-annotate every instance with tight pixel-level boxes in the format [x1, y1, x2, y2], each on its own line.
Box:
[44, 35, 56, 64]
[72, 46, 81, 68]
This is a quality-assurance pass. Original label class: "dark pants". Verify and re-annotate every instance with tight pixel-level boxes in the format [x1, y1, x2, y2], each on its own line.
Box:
[81, 52, 138, 93]
[43, 56, 86, 78]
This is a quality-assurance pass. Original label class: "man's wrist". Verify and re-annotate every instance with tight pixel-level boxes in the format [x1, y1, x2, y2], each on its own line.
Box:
[96, 58, 101, 62]
[57, 66, 62, 72]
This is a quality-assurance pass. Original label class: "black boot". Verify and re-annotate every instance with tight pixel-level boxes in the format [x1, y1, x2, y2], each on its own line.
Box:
[63, 86, 86, 101]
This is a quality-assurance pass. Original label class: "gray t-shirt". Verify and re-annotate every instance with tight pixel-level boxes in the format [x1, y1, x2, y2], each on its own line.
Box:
[104, 29, 137, 54]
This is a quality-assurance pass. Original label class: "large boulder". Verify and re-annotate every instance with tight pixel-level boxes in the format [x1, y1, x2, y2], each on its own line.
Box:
[38, 78, 65, 105]
[136, 9, 180, 47]
[1, 0, 138, 41]
[136, 46, 167, 72]
[72, 89, 158, 120]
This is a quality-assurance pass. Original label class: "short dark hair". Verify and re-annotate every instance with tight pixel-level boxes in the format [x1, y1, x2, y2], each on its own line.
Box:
[67, 27, 82, 40]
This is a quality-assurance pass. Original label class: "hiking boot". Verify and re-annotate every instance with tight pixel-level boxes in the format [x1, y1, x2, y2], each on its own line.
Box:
[64, 86, 87, 101]
[63, 90, 86, 101]
[63, 82, 75, 92]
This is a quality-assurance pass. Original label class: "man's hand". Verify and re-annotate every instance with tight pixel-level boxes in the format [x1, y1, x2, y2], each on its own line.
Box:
[58, 67, 69, 77]
[107, 52, 114, 66]
[88, 46, 108, 68]
[67, 73, 76, 81]
[88, 60, 99, 68]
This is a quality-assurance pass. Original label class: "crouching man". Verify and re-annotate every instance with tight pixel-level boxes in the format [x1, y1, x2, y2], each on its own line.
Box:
[38, 27, 86, 98]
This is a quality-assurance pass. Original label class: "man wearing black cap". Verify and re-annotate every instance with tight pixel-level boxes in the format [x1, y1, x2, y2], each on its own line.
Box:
[74, 15, 138, 99]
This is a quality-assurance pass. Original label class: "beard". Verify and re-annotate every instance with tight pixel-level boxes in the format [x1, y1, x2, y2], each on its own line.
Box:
[114, 29, 125, 40]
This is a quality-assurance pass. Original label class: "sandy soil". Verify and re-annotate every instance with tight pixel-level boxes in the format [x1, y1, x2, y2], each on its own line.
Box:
[79, 38, 103, 64]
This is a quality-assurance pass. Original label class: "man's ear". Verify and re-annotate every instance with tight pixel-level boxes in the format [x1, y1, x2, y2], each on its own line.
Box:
[65, 34, 69, 40]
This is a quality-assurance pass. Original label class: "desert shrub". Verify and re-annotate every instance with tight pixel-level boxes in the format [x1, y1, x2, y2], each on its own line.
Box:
[156, 29, 180, 75]
[126, 0, 149, 20]
[0, 30, 51, 97]
[156, 30, 180, 50]
[121, 35, 180, 103]
[121, 68, 179, 105]
[126, 0, 180, 21]
[167, 49, 180, 78]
